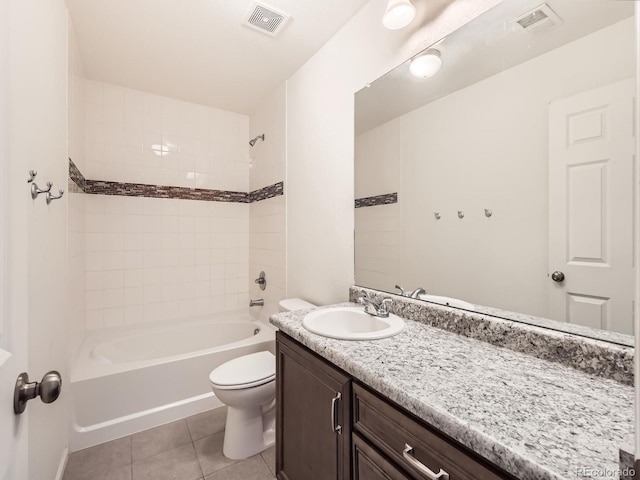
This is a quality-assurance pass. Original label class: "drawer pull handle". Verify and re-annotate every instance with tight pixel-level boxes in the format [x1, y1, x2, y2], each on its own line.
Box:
[331, 392, 342, 434]
[402, 444, 449, 480]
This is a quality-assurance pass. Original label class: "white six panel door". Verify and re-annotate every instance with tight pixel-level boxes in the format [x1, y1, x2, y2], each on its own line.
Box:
[548, 79, 635, 335]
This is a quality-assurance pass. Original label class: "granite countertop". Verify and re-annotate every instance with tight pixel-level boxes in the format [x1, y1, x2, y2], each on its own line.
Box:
[270, 303, 634, 480]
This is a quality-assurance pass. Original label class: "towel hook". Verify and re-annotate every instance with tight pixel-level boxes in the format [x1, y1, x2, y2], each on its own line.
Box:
[434, 212, 441, 220]
[484, 209, 493, 218]
[46, 189, 64, 205]
[31, 181, 52, 200]
[458, 210, 464, 219]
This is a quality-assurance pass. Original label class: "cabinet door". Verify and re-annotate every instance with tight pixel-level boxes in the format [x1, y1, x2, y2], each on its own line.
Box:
[276, 333, 351, 480]
[354, 434, 411, 480]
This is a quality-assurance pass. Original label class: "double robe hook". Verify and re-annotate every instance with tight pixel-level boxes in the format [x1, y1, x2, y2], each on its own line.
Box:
[28, 170, 64, 204]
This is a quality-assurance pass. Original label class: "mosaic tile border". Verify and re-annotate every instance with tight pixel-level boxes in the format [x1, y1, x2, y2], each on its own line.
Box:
[355, 192, 397, 208]
[250, 182, 283, 202]
[68, 158, 283, 204]
[349, 286, 634, 385]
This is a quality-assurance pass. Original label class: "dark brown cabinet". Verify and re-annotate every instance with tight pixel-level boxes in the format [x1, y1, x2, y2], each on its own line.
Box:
[276, 333, 515, 480]
[276, 332, 351, 480]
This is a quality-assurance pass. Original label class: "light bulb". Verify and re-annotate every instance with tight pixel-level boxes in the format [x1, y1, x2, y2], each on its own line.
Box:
[382, 0, 416, 30]
[409, 50, 442, 79]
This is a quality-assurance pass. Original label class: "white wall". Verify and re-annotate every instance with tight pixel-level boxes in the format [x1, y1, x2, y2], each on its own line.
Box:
[9, 0, 70, 477]
[249, 85, 287, 322]
[68, 17, 86, 360]
[355, 17, 635, 318]
[285, 0, 501, 306]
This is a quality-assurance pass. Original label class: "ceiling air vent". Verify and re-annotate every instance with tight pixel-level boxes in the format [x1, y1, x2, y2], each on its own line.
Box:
[244, 2, 291, 37]
[513, 3, 563, 35]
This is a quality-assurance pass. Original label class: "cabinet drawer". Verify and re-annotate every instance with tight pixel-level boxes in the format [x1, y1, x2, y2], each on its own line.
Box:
[354, 434, 411, 480]
[353, 383, 513, 480]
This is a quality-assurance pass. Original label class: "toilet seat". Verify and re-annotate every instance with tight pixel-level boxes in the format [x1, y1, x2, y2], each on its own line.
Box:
[209, 351, 275, 390]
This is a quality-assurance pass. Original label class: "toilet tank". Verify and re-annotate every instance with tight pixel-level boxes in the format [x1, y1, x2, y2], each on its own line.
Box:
[278, 298, 315, 312]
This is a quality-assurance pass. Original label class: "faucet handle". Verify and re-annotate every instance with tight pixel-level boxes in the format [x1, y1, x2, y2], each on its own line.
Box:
[395, 285, 406, 296]
[379, 297, 393, 314]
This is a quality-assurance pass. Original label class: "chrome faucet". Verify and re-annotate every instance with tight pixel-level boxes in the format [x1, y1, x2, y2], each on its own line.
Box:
[395, 284, 406, 296]
[408, 288, 426, 299]
[357, 295, 393, 318]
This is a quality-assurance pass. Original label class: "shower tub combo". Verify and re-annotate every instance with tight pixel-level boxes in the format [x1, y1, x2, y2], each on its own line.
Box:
[69, 311, 275, 451]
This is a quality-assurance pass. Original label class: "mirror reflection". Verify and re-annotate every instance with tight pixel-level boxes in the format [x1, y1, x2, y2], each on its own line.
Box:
[354, 0, 635, 341]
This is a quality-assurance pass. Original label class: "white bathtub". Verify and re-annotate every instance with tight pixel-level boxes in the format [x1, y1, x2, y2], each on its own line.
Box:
[69, 311, 275, 451]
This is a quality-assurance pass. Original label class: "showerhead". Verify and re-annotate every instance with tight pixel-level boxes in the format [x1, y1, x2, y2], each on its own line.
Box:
[249, 134, 265, 147]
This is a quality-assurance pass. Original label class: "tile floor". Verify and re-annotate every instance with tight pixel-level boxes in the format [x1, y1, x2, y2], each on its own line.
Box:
[63, 407, 276, 480]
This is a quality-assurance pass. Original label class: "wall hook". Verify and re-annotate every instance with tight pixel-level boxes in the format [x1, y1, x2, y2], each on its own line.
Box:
[31, 181, 52, 200]
[46, 189, 64, 205]
[484, 209, 493, 218]
[27, 170, 37, 183]
[458, 210, 464, 219]
[434, 212, 441, 220]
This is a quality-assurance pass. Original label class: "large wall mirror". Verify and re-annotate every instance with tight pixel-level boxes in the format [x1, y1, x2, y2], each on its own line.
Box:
[354, 0, 636, 344]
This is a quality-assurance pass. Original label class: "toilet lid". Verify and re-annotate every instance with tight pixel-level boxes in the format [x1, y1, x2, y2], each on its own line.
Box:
[209, 351, 275, 389]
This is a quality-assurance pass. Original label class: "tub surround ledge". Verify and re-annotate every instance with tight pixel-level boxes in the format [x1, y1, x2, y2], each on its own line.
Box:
[270, 303, 634, 480]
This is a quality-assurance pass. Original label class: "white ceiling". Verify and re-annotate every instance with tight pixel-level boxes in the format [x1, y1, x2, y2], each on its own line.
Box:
[66, 0, 370, 114]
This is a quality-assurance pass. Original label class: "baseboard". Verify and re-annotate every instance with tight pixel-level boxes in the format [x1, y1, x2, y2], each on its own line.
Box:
[54, 447, 68, 480]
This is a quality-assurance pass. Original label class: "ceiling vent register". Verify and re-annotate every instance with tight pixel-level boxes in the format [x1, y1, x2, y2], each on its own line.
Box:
[244, 2, 291, 37]
[513, 3, 563, 35]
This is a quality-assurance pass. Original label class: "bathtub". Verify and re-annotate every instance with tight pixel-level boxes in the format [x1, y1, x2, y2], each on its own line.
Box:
[69, 311, 275, 451]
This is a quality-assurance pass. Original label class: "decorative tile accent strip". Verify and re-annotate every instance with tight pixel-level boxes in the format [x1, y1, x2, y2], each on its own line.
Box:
[349, 286, 634, 385]
[84, 180, 249, 202]
[355, 192, 397, 208]
[68, 158, 87, 192]
[69, 158, 283, 204]
[249, 182, 283, 202]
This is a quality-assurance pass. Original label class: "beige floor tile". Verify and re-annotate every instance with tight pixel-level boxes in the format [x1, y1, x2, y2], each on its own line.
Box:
[193, 431, 238, 476]
[186, 407, 227, 441]
[94, 464, 132, 480]
[132, 443, 202, 480]
[131, 419, 192, 462]
[260, 446, 275, 477]
[203, 455, 274, 480]
[63, 437, 132, 480]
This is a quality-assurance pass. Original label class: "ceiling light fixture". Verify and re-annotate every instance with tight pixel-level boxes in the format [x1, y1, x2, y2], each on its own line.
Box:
[409, 49, 442, 78]
[382, 0, 417, 30]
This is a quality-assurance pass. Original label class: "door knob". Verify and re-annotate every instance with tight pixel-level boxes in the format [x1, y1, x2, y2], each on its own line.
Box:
[551, 271, 565, 282]
[14, 370, 62, 414]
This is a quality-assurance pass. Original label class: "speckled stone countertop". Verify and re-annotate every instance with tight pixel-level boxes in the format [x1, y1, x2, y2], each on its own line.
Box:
[270, 304, 634, 480]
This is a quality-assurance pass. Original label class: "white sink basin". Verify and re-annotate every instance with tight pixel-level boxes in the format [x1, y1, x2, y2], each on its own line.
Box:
[418, 294, 475, 311]
[302, 307, 405, 340]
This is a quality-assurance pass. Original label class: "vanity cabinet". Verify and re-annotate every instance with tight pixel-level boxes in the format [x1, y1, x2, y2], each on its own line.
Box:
[276, 332, 352, 480]
[276, 333, 515, 480]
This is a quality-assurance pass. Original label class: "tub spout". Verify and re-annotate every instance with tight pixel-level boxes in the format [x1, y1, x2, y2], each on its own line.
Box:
[250, 299, 264, 307]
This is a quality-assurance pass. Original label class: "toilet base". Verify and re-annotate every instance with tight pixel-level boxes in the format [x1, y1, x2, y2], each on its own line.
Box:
[222, 401, 276, 459]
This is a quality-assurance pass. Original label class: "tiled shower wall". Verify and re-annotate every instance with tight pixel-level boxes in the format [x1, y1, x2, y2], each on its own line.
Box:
[80, 80, 251, 330]
[84, 195, 249, 329]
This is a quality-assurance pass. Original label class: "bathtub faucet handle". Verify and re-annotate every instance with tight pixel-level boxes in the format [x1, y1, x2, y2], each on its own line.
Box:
[254, 271, 267, 291]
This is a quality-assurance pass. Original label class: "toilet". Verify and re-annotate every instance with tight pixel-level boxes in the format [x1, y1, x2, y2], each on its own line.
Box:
[209, 298, 315, 459]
